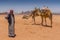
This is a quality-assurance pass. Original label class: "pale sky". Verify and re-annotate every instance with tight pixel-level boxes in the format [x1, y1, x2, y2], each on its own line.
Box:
[0, 0, 60, 13]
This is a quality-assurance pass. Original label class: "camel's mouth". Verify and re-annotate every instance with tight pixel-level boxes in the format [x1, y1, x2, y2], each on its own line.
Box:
[22, 15, 29, 19]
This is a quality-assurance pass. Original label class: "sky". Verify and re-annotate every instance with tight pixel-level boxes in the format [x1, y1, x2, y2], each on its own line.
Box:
[0, 0, 60, 13]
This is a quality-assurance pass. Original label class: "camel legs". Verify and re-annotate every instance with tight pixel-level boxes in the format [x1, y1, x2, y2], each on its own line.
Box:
[49, 15, 52, 27]
[44, 16, 52, 27]
[45, 17, 47, 26]
[41, 16, 43, 25]
[33, 17, 36, 24]
[32, 16, 36, 24]
[49, 17, 52, 27]
[41, 16, 47, 26]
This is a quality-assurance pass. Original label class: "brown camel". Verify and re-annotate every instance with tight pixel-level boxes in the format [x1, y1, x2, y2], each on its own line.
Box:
[22, 8, 52, 27]
[22, 8, 40, 24]
[41, 9, 52, 27]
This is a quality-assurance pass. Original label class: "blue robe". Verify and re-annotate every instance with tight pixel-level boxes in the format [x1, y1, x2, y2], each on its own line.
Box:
[5, 14, 15, 37]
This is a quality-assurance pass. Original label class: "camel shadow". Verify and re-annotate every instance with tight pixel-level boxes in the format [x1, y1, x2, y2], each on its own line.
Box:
[32, 24, 52, 28]
[32, 23, 41, 25]
[42, 25, 52, 28]
[24, 23, 52, 28]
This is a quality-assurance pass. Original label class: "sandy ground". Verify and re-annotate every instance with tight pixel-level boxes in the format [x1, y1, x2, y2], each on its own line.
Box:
[0, 15, 60, 40]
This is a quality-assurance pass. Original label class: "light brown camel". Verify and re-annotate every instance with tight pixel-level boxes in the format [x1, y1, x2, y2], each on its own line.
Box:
[41, 9, 52, 27]
[22, 8, 40, 24]
[22, 8, 52, 27]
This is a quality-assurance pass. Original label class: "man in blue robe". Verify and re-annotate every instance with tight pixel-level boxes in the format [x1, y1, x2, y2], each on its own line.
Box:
[5, 10, 16, 37]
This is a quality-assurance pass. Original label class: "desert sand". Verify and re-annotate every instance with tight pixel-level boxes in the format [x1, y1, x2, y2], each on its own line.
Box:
[0, 15, 60, 40]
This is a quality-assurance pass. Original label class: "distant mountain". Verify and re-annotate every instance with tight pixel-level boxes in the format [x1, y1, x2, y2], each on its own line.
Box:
[19, 11, 32, 15]
[53, 13, 60, 15]
[0, 12, 7, 15]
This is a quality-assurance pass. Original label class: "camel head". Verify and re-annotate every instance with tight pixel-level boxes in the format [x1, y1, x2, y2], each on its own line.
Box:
[22, 15, 29, 19]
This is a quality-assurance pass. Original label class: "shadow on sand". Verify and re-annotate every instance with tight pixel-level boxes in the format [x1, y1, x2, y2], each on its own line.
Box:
[42, 25, 52, 28]
[32, 23, 41, 25]
[24, 23, 52, 28]
[32, 23, 52, 28]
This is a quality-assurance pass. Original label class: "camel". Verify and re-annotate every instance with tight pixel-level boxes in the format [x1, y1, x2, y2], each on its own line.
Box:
[22, 8, 52, 27]
[22, 8, 40, 24]
[41, 9, 52, 27]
